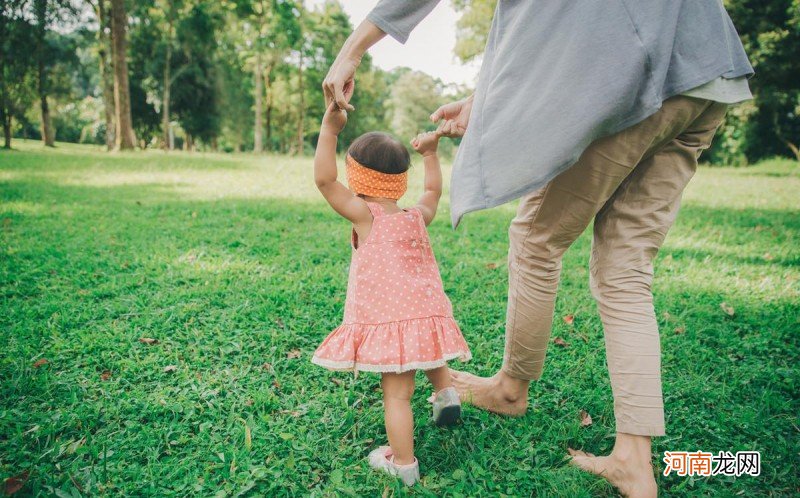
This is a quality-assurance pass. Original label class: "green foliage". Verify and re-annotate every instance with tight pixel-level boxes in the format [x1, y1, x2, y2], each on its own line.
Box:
[0, 8, 38, 145]
[0, 143, 798, 496]
[452, 0, 496, 63]
[707, 1, 799, 163]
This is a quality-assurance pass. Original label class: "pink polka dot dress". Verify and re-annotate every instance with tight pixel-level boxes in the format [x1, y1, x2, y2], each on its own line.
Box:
[312, 202, 471, 373]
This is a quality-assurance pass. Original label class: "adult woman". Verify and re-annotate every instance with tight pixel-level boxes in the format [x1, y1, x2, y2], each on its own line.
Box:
[323, 2, 752, 496]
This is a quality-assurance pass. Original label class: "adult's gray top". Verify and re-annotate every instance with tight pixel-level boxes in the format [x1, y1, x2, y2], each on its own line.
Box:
[367, 0, 754, 226]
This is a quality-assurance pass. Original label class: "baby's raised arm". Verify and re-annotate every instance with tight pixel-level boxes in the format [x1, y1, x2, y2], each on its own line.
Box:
[410, 131, 442, 226]
[314, 103, 371, 224]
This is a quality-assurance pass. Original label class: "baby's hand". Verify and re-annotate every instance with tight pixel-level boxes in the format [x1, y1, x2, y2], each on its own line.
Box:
[321, 102, 348, 135]
[410, 131, 440, 157]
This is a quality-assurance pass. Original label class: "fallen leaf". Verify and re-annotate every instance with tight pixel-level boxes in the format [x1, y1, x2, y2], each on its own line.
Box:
[67, 438, 86, 455]
[720, 302, 735, 316]
[330, 377, 344, 387]
[272, 379, 281, 389]
[286, 350, 301, 359]
[763, 253, 774, 261]
[260, 362, 273, 371]
[139, 337, 159, 345]
[674, 326, 686, 335]
[579, 410, 593, 427]
[244, 424, 252, 450]
[244, 399, 254, 406]
[163, 365, 177, 373]
[662, 311, 671, 321]
[33, 359, 48, 368]
[4, 471, 29, 495]
[485, 263, 497, 270]
[553, 337, 570, 348]
[100, 370, 112, 381]
[563, 315, 574, 325]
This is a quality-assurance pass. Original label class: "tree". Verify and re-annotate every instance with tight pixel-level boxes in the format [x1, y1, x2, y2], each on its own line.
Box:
[33, 0, 55, 145]
[229, 0, 301, 153]
[387, 70, 444, 143]
[726, 0, 800, 161]
[0, 4, 37, 149]
[452, 0, 496, 63]
[87, 0, 115, 149]
[169, 1, 223, 149]
[110, 0, 136, 149]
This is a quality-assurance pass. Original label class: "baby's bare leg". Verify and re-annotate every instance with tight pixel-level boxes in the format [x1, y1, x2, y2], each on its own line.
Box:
[424, 366, 452, 392]
[381, 371, 416, 465]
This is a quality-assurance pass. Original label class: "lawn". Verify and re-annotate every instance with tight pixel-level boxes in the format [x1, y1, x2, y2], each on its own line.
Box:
[1, 140, 798, 497]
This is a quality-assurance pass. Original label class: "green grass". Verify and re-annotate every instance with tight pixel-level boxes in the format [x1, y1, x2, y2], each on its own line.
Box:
[1, 140, 798, 497]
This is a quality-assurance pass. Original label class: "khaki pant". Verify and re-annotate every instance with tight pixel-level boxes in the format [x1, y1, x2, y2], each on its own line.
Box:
[503, 96, 728, 436]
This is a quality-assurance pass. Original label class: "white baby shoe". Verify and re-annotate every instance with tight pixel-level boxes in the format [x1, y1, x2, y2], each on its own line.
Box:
[432, 387, 461, 427]
[368, 446, 420, 486]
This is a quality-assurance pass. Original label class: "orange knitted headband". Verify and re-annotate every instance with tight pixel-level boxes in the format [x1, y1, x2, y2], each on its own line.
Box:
[346, 154, 408, 200]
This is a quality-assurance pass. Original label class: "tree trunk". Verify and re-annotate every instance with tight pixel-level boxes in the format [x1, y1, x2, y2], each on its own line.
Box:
[265, 61, 273, 147]
[96, 0, 116, 150]
[296, 51, 304, 155]
[784, 140, 800, 162]
[253, 52, 263, 153]
[161, 5, 173, 151]
[34, 0, 55, 147]
[110, 0, 136, 150]
[0, 1, 7, 148]
[2, 114, 11, 149]
[162, 43, 172, 150]
[773, 113, 800, 162]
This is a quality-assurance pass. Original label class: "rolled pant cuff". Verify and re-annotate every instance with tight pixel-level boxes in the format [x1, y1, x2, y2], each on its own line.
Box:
[616, 420, 666, 437]
[501, 365, 540, 382]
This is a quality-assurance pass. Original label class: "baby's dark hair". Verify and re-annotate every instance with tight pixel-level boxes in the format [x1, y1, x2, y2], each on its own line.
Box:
[347, 132, 410, 174]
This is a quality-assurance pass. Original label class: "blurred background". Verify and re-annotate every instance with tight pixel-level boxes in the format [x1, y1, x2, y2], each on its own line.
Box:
[1, 0, 797, 164]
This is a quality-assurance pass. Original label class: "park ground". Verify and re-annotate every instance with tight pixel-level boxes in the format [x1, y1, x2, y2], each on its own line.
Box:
[1, 141, 798, 496]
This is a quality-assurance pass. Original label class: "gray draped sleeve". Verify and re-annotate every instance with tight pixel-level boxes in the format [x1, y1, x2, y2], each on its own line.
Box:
[367, 0, 441, 44]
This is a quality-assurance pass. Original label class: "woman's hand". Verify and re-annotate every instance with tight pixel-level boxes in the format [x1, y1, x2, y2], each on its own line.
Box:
[430, 94, 474, 138]
[323, 56, 359, 112]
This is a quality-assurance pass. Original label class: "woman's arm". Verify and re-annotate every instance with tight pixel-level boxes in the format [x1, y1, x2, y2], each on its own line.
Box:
[323, 20, 385, 111]
[314, 104, 371, 224]
[410, 131, 442, 226]
[323, 0, 442, 110]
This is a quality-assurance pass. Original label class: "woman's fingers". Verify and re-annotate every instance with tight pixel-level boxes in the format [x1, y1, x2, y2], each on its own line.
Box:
[334, 82, 354, 111]
[430, 102, 454, 122]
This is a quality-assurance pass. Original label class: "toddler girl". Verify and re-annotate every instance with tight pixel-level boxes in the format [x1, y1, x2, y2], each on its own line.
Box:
[311, 103, 471, 486]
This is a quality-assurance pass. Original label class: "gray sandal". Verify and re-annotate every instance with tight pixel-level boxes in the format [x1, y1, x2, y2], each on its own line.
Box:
[432, 387, 461, 427]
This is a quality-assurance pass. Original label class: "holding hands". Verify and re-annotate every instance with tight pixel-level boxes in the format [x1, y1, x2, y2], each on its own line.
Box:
[430, 95, 474, 138]
[411, 131, 441, 157]
[321, 102, 348, 136]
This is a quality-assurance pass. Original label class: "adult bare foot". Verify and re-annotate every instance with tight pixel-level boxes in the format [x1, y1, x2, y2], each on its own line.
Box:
[449, 369, 529, 416]
[568, 446, 657, 498]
